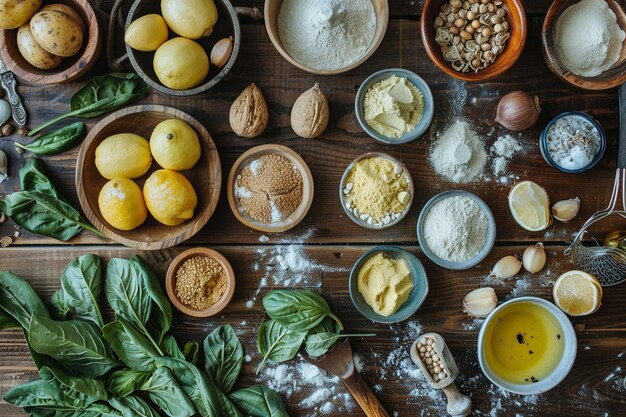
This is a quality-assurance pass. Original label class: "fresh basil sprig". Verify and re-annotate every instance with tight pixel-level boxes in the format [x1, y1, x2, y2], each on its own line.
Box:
[262, 289, 344, 331]
[16, 122, 86, 155]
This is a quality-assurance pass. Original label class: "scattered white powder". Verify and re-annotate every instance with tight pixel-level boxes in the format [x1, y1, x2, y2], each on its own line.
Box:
[244, 355, 252, 363]
[269, 200, 283, 223]
[234, 184, 253, 198]
[258, 235, 269, 243]
[423, 195, 488, 262]
[249, 159, 261, 175]
[491, 134, 522, 183]
[278, 0, 376, 71]
[429, 120, 488, 183]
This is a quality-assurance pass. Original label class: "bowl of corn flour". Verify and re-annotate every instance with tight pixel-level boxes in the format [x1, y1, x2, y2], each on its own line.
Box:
[417, 190, 496, 270]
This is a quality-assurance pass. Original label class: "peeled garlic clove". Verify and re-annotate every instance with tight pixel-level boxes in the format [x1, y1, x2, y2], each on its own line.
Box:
[0, 99, 10, 126]
[463, 287, 498, 317]
[552, 198, 580, 222]
[210, 37, 233, 69]
[489, 255, 522, 279]
[0, 150, 7, 184]
[523, 242, 546, 274]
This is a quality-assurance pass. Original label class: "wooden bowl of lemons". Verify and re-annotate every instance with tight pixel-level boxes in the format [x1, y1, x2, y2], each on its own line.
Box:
[76, 105, 222, 250]
[124, 0, 241, 96]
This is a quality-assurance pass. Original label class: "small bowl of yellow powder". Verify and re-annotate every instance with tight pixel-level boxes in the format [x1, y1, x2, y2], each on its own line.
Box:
[349, 246, 429, 324]
[340, 153, 414, 229]
[166, 247, 235, 317]
[355, 68, 434, 144]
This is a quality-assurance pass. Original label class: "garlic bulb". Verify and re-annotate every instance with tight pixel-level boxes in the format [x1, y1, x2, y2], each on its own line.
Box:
[523, 242, 546, 273]
[210, 37, 233, 69]
[0, 99, 10, 125]
[489, 255, 522, 279]
[463, 287, 498, 317]
[552, 198, 580, 222]
[495, 91, 541, 131]
[0, 150, 7, 184]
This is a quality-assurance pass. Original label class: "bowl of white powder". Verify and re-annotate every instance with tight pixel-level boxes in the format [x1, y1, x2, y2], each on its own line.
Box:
[417, 190, 496, 270]
[264, 0, 389, 74]
[542, 0, 626, 90]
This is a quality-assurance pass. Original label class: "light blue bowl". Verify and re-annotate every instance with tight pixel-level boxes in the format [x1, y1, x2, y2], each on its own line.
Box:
[417, 190, 496, 270]
[349, 246, 429, 324]
[355, 68, 434, 144]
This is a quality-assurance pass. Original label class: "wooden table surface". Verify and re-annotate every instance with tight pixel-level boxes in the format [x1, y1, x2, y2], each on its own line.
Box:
[1, 1, 625, 416]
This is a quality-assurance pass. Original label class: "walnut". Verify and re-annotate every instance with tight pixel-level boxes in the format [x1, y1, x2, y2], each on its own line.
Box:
[290, 83, 329, 139]
[229, 83, 268, 138]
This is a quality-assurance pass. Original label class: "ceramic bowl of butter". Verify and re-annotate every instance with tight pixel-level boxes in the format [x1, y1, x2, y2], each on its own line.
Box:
[417, 190, 496, 270]
[355, 68, 434, 144]
[349, 246, 429, 324]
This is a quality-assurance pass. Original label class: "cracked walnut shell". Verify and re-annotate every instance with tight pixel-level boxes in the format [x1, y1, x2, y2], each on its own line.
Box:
[290, 83, 329, 138]
[229, 83, 268, 138]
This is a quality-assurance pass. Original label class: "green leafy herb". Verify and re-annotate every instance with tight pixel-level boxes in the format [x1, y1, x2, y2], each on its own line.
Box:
[102, 319, 158, 372]
[230, 385, 289, 417]
[256, 319, 306, 374]
[19, 158, 65, 200]
[107, 370, 151, 397]
[109, 394, 160, 417]
[29, 316, 118, 378]
[29, 73, 151, 135]
[262, 290, 343, 332]
[203, 324, 243, 393]
[216, 390, 243, 417]
[304, 332, 375, 358]
[131, 256, 172, 344]
[0, 271, 50, 329]
[141, 367, 196, 417]
[41, 366, 108, 402]
[0, 311, 19, 331]
[16, 122, 86, 155]
[183, 341, 200, 365]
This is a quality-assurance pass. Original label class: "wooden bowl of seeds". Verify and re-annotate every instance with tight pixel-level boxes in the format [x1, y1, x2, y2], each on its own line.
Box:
[226, 144, 314, 233]
[165, 247, 235, 318]
[421, 0, 527, 81]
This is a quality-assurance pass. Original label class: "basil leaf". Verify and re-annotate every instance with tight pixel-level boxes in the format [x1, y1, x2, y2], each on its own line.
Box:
[3, 378, 86, 409]
[29, 73, 151, 135]
[256, 319, 306, 374]
[49, 289, 70, 320]
[109, 395, 160, 417]
[19, 158, 65, 200]
[0, 311, 19, 331]
[16, 122, 86, 155]
[102, 319, 158, 371]
[216, 390, 243, 417]
[41, 366, 108, 403]
[229, 385, 290, 417]
[0, 271, 50, 329]
[183, 341, 200, 365]
[262, 290, 343, 332]
[107, 369, 152, 397]
[203, 324, 243, 393]
[25, 406, 121, 417]
[140, 367, 196, 417]
[56, 254, 104, 327]
[304, 332, 375, 358]
[160, 334, 185, 359]
[308, 315, 343, 336]
[29, 316, 118, 378]
[131, 255, 172, 343]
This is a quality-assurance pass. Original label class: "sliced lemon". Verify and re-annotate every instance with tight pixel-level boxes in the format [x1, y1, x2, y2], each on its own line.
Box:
[553, 270, 602, 316]
[508, 180, 551, 231]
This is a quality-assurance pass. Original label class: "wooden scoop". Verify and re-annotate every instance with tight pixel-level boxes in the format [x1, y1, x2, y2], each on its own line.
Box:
[410, 333, 471, 417]
[302, 339, 390, 417]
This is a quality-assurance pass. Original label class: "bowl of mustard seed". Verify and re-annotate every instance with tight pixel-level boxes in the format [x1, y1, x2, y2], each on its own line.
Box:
[166, 247, 235, 318]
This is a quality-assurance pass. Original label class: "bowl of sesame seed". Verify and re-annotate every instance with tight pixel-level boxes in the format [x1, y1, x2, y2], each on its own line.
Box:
[165, 247, 235, 317]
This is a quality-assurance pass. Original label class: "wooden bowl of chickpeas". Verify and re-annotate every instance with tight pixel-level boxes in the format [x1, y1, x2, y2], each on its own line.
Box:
[420, 0, 527, 81]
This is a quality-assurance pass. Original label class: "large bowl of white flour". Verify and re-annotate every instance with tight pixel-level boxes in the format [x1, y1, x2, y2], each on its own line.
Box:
[264, 0, 389, 74]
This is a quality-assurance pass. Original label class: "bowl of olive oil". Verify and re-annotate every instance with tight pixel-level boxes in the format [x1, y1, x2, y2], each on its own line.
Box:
[478, 296, 577, 395]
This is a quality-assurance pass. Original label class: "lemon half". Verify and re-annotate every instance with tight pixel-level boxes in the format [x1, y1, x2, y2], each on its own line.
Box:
[553, 270, 602, 316]
[508, 180, 551, 231]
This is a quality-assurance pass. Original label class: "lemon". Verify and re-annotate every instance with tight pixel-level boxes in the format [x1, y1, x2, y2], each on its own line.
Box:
[124, 14, 169, 51]
[95, 134, 152, 180]
[98, 178, 147, 231]
[508, 180, 551, 231]
[553, 270, 602, 316]
[143, 169, 197, 226]
[161, 0, 217, 39]
[153, 37, 209, 90]
[150, 119, 201, 170]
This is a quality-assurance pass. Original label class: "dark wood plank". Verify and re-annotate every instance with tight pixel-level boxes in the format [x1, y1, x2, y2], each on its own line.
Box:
[0, 17, 622, 246]
[0, 245, 624, 416]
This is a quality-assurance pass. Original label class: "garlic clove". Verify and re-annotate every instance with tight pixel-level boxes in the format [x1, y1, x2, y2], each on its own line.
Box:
[552, 198, 580, 222]
[0, 150, 7, 184]
[522, 242, 546, 274]
[463, 287, 498, 317]
[210, 37, 233, 69]
[489, 255, 522, 279]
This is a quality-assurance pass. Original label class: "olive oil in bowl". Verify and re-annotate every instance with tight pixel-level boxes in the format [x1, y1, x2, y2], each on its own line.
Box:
[478, 297, 577, 395]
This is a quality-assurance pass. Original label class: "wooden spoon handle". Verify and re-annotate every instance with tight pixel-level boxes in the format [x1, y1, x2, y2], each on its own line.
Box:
[441, 382, 472, 417]
[342, 371, 390, 417]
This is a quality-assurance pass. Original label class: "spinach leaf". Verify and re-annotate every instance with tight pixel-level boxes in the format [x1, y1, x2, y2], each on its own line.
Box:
[16, 122, 86, 155]
[1, 191, 102, 241]
[41, 366, 108, 402]
[304, 332, 375, 358]
[183, 341, 199, 365]
[3, 378, 89, 410]
[29, 73, 151, 135]
[140, 367, 196, 417]
[56, 254, 104, 327]
[19, 158, 65, 200]
[154, 357, 221, 417]
[102, 319, 158, 371]
[0, 311, 19, 331]
[0, 271, 50, 329]
[29, 316, 118, 378]
[262, 290, 343, 332]
[160, 334, 185, 359]
[216, 390, 243, 417]
[230, 385, 290, 417]
[256, 319, 306, 374]
[107, 369, 151, 397]
[203, 324, 243, 393]
[109, 395, 160, 417]
[131, 255, 172, 343]
[49, 289, 70, 320]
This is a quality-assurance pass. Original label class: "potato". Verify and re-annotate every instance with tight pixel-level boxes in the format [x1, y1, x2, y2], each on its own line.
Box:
[30, 10, 83, 57]
[16, 23, 63, 70]
[0, 0, 42, 29]
[40, 3, 85, 32]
